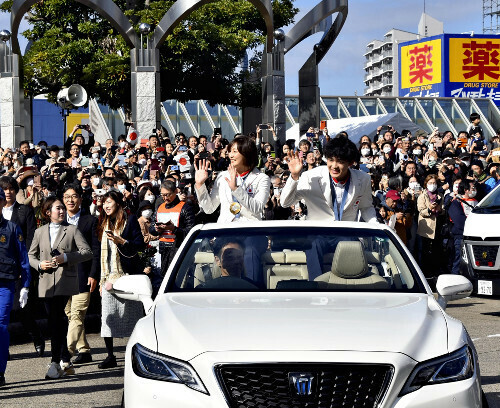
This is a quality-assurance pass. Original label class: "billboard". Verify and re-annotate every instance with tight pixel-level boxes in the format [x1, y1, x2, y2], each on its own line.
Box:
[399, 34, 500, 105]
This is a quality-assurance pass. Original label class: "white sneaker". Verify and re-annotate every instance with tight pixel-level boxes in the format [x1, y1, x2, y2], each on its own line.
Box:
[45, 362, 66, 379]
[60, 360, 75, 375]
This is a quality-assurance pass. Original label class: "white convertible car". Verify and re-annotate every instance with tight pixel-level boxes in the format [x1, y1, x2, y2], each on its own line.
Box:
[115, 221, 483, 408]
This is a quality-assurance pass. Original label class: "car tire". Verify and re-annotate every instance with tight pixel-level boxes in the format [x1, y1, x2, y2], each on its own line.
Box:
[482, 389, 490, 408]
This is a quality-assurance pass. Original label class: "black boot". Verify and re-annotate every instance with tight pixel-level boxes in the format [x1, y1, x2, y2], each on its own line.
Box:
[98, 355, 117, 369]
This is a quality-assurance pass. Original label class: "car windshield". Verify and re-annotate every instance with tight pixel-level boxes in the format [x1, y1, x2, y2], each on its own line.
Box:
[476, 184, 500, 210]
[168, 227, 424, 293]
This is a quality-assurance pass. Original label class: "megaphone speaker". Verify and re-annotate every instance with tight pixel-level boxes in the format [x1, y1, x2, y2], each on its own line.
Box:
[56, 84, 88, 109]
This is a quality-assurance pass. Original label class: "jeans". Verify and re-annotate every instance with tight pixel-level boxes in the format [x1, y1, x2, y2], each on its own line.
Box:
[0, 280, 15, 374]
[451, 236, 463, 275]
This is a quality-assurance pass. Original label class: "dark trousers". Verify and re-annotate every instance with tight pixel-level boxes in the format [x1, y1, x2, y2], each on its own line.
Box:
[0, 280, 15, 374]
[44, 296, 71, 364]
[451, 236, 463, 275]
[11, 278, 43, 344]
[160, 244, 178, 277]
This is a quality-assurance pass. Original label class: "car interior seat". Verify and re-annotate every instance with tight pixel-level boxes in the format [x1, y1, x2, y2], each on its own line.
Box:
[314, 241, 390, 290]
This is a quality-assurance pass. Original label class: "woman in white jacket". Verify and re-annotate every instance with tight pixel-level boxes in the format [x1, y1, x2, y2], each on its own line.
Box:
[195, 136, 270, 285]
[195, 136, 270, 222]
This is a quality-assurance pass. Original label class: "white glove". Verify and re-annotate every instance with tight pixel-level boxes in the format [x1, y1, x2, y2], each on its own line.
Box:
[19, 287, 29, 309]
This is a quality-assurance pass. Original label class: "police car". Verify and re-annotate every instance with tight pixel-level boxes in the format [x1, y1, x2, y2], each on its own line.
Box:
[114, 221, 483, 407]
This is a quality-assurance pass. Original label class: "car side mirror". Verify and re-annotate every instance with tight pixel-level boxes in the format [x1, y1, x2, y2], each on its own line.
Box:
[436, 274, 472, 310]
[112, 275, 154, 312]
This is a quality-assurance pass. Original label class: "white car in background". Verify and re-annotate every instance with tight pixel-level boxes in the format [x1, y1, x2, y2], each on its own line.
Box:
[115, 221, 483, 407]
[462, 183, 500, 296]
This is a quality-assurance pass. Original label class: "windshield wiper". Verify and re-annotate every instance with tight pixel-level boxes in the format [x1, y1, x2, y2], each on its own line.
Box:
[474, 205, 500, 212]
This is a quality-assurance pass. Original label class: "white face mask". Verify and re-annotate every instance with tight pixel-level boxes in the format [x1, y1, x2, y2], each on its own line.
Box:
[468, 190, 477, 198]
[427, 183, 437, 192]
[372, 149, 379, 155]
[151, 180, 158, 186]
[92, 178, 101, 186]
[119, 142, 126, 148]
[453, 184, 459, 192]
[413, 149, 422, 156]
[92, 153, 99, 159]
[141, 209, 153, 219]
[117, 184, 126, 192]
[361, 148, 370, 156]
[145, 194, 155, 203]
[138, 159, 147, 166]
[27, 178, 34, 186]
[409, 181, 419, 190]
[383, 146, 392, 154]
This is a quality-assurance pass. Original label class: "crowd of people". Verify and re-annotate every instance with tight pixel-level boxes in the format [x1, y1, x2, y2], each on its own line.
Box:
[0, 113, 499, 386]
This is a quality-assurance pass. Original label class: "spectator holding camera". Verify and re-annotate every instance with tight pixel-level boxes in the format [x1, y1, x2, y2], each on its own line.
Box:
[65, 124, 94, 157]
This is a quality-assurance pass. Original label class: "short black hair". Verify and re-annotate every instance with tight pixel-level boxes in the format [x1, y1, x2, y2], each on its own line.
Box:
[62, 183, 83, 197]
[228, 136, 258, 170]
[470, 112, 480, 122]
[323, 136, 360, 163]
[0, 176, 19, 194]
[19, 141, 30, 148]
[161, 180, 176, 192]
[212, 238, 245, 258]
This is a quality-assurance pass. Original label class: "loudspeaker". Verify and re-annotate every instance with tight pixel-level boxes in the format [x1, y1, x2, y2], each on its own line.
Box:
[57, 84, 88, 109]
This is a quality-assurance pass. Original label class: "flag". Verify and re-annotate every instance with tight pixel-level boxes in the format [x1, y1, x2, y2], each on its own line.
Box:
[127, 126, 139, 145]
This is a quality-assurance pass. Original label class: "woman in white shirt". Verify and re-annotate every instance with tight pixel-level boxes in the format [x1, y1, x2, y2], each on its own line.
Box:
[195, 135, 270, 222]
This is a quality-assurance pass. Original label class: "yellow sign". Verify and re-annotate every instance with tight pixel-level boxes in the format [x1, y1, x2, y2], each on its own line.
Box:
[449, 37, 500, 83]
[401, 39, 442, 89]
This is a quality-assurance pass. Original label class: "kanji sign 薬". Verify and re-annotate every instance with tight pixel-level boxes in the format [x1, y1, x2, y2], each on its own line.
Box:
[450, 38, 500, 83]
[401, 39, 442, 89]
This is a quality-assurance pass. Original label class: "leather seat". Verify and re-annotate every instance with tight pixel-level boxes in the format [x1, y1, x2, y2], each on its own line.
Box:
[193, 252, 221, 287]
[314, 241, 389, 290]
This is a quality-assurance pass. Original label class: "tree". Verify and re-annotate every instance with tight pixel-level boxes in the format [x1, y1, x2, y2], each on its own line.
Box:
[1, 0, 298, 111]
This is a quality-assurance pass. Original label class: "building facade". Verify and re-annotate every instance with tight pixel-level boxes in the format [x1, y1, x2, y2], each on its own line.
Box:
[364, 13, 443, 97]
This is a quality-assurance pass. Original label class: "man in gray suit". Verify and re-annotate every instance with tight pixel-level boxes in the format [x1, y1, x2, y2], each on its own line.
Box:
[281, 136, 377, 280]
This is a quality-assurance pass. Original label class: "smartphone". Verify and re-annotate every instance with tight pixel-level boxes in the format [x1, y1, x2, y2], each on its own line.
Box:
[34, 175, 42, 188]
[199, 152, 209, 159]
[116, 154, 127, 167]
[178, 146, 188, 152]
[105, 230, 114, 236]
[80, 157, 90, 167]
[306, 132, 315, 139]
[77, 124, 86, 129]
[150, 159, 160, 171]
[50, 249, 61, 257]
[170, 165, 179, 171]
[320, 120, 327, 130]
[259, 124, 269, 130]
[95, 189, 106, 196]
[213, 127, 222, 136]
[270, 151, 276, 158]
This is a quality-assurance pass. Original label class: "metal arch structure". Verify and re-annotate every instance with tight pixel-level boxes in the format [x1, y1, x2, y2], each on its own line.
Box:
[282, 0, 348, 136]
[152, 0, 274, 52]
[10, 0, 139, 55]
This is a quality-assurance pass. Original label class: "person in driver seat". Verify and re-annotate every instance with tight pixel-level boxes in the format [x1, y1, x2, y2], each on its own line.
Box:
[201, 240, 258, 290]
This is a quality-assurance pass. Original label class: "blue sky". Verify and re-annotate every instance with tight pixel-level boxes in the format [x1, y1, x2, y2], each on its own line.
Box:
[284, 0, 484, 95]
[0, 0, 484, 97]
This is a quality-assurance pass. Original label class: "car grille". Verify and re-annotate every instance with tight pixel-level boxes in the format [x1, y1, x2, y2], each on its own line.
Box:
[215, 363, 393, 408]
[470, 245, 499, 267]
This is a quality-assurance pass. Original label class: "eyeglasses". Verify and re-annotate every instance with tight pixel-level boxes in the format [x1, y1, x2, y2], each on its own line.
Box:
[63, 194, 79, 200]
[160, 191, 176, 198]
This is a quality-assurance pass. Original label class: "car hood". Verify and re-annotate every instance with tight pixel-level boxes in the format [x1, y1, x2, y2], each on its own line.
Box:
[154, 292, 448, 362]
[464, 211, 500, 238]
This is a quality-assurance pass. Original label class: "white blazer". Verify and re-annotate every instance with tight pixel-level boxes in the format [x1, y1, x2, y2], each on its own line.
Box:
[196, 168, 271, 223]
[280, 166, 377, 223]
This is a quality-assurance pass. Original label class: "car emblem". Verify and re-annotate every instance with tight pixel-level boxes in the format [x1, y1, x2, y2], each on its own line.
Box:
[482, 251, 488, 259]
[289, 372, 315, 397]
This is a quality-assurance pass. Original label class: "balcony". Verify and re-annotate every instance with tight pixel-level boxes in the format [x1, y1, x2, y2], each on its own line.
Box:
[382, 77, 393, 86]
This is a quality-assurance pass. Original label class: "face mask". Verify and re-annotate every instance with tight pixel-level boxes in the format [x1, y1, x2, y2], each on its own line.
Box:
[413, 149, 422, 156]
[468, 191, 477, 198]
[361, 148, 370, 156]
[118, 184, 126, 192]
[453, 184, 459, 192]
[139, 159, 147, 166]
[383, 146, 392, 154]
[119, 142, 126, 148]
[176, 180, 180, 188]
[427, 183, 437, 192]
[145, 194, 155, 203]
[151, 180, 158, 186]
[92, 178, 101, 186]
[428, 160, 437, 167]
[141, 209, 153, 219]
[372, 149, 379, 155]
[92, 153, 99, 159]
[27, 178, 34, 186]
[409, 182, 419, 190]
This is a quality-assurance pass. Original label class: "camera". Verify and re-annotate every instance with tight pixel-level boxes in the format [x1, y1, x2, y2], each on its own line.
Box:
[77, 124, 86, 129]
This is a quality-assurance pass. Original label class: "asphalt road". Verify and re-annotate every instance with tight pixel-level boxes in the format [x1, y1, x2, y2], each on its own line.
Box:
[0, 295, 498, 408]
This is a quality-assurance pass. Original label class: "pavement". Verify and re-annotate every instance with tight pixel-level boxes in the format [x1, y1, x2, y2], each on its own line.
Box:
[0, 295, 498, 407]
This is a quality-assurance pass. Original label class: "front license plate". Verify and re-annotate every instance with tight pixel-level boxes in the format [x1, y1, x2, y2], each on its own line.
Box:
[478, 280, 493, 296]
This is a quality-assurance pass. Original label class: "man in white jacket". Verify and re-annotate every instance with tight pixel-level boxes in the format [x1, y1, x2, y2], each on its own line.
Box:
[280, 136, 377, 279]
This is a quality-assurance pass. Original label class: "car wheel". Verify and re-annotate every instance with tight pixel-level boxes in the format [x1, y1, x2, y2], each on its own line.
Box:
[482, 389, 490, 408]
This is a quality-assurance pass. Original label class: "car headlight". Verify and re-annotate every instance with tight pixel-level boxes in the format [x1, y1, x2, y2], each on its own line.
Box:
[132, 343, 208, 395]
[399, 345, 474, 397]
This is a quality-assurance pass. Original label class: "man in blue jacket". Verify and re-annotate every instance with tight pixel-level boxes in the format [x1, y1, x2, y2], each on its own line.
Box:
[0, 186, 31, 387]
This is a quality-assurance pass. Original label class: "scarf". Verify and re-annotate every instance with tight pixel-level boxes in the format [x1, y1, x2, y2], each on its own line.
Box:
[99, 218, 127, 288]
